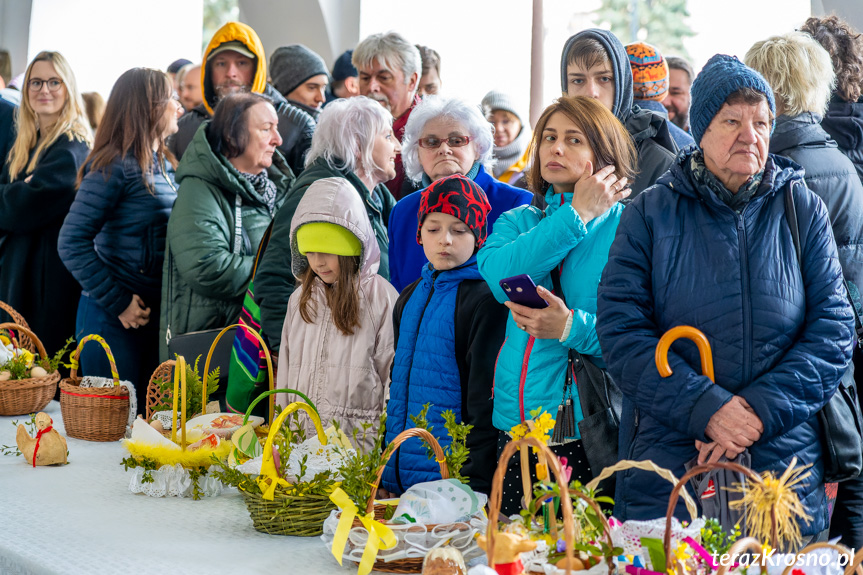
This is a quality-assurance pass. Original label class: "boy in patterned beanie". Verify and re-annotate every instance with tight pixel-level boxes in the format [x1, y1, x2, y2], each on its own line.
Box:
[381, 174, 505, 498]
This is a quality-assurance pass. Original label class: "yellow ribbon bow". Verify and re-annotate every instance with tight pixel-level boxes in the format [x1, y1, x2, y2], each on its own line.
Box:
[330, 487, 396, 575]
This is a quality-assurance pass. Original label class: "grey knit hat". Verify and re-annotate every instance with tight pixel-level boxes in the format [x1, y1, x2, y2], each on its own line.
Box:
[481, 90, 524, 124]
[269, 45, 329, 97]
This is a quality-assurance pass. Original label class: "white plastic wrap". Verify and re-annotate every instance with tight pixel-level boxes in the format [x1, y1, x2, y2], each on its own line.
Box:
[127, 463, 224, 498]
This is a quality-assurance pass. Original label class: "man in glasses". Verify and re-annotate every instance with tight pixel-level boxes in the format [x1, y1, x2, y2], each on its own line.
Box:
[168, 21, 315, 176]
[353, 32, 422, 200]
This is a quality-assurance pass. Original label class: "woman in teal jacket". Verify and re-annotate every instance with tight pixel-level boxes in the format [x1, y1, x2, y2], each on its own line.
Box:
[478, 97, 636, 514]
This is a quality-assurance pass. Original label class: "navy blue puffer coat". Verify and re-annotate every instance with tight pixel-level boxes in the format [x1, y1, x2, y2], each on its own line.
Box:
[596, 151, 854, 536]
[59, 154, 177, 316]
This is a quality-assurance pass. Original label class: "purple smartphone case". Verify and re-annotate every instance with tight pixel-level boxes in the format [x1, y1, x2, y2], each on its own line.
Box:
[499, 274, 549, 309]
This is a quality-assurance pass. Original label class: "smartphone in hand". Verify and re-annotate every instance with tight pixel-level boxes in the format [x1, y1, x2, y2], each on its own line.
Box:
[499, 274, 549, 309]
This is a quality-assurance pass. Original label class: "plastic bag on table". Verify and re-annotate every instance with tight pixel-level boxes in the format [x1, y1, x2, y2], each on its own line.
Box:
[390, 478, 487, 525]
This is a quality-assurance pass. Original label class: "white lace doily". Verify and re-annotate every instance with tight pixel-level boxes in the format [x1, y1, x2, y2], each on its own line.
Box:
[235, 436, 354, 480]
[612, 516, 705, 565]
[128, 463, 223, 498]
[321, 508, 486, 564]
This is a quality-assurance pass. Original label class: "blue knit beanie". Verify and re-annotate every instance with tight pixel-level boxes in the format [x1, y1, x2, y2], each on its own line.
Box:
[689, 54, 775, 147]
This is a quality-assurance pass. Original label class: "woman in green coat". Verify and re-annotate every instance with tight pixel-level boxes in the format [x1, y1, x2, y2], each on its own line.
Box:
[160, 92, 294, 360]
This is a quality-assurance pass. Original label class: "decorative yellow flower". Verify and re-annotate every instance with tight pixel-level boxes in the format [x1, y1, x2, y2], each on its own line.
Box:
[536, 413, 555, 434]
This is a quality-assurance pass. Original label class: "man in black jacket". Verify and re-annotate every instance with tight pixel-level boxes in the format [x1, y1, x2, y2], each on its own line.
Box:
[168, 22, 314, 176]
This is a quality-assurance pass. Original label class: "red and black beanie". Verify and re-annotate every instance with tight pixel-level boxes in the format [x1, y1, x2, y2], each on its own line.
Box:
[416, 174, 492, 248]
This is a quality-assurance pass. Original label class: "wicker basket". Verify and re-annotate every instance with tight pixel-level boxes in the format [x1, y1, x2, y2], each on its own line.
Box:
[488, 437, 613, 575]
[59, 335, 129, 441]
[0, 302, 36, 353]
[240, 400, 336, 536]
[338, 428, 454, 574]
[0, 322, 61, 416]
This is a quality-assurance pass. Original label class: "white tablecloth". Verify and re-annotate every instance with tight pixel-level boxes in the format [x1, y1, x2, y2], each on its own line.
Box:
[0, 401, 357, 575]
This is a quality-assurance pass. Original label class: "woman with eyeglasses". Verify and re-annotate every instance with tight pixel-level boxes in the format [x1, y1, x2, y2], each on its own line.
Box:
[386, 95, 533, 291]
[0, 51, 91, 357]
[58, 68, 182, 407]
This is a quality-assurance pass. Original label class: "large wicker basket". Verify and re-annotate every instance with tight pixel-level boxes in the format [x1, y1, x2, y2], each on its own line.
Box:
[240, 399, 336, 536]
[60, 335, 129, 441]
[0, 322, 60, 416]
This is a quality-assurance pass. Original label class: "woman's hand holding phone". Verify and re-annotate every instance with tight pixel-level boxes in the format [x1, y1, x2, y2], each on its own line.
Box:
[504, 286, 571, 340]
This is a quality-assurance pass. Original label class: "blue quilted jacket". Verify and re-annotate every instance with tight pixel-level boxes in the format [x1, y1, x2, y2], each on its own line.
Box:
[59, 154, 177, 316]
[596, 151, 855, 536]
[477, 189, 624, 433]
[381, 258, 481, 493]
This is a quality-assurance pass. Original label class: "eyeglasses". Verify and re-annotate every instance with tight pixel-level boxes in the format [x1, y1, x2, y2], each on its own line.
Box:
[418, 135, 471, 149]
[28, 78, 64, 92]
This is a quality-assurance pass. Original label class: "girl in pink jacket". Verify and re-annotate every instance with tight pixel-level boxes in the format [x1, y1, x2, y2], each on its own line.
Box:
[277, 177, 398, 449]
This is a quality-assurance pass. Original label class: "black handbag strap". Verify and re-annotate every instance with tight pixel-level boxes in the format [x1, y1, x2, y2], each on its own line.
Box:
[550, 265, 578, 391]
[784, 184, 863, 348]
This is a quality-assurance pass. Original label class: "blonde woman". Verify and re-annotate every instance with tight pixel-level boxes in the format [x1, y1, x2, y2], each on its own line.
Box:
[0, 51, 92, 355]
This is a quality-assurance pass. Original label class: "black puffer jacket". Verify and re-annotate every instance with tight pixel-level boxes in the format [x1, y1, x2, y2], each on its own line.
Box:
[821, 95, 863, 185]
[170, 84, 314, 175]
[560, 28, 678, 196]
[771, 112, 863, 305]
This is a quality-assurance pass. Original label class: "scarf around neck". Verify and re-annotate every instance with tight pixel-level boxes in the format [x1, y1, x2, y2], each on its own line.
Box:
[688, 149, 764, 212]
[238, 170, 277, 216]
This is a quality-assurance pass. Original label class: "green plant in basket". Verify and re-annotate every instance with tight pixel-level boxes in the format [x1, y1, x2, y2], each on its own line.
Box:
[212, 407, 338, 499]
[700, 517, 742, 557]
[409, 403, 472, 483]
[333, 412, 393, 511]
[150, 354, 219, 417]
[0, 336, 74, 380]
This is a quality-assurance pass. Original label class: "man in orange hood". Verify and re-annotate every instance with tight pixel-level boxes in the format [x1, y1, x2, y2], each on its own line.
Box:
[168, 22, 315, 175]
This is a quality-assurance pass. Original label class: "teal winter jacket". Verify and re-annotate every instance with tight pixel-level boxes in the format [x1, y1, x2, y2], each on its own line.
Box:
[477, 189, 624, 433]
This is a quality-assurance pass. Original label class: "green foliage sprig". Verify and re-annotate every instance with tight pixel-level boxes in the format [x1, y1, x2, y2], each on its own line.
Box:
[334, 413, 393, 510]
[211, 406, 338, 499]
[409, 403, 473, 483]
[40, 337, 75, 372]
[1, 413, 37, 456]
[700, 518, 742, 557]
[0, 335, 74, 379]
[150, 354, 219, 417]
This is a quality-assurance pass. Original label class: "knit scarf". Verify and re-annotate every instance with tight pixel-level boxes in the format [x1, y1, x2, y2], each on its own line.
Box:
[421, 162, 481, 188]
[688, 150, 763, 212]
[238, 170, 277, 216]
[492, 127, 531, 178]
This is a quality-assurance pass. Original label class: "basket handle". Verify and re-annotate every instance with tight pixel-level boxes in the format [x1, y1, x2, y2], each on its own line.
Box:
[664, 461, 762, 574]
[243, 388, 318, 426]
[365, 427, 450, 515]
[170, 356, 190, 448]
[713, 537, 766, 575]
[778, 542, 857, 575]
[68, 334, 120, 385]
[0, 322, 48, 361]
[655, 325, 715, 382]
[585, 459, 698, 520]
[486, 437, 596, 575]
[202, 324, 274, 423]
[845, 547, 863, 575]
[257, 401, 326, 500]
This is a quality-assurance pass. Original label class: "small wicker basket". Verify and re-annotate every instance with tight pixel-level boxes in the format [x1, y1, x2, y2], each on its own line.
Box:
[488, 436, 612, 575]
[0, 322, 61, 416]
[59, 335, 129, 441]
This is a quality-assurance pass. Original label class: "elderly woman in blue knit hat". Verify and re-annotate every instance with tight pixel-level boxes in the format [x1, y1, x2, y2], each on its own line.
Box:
[596, 54, 855, 545]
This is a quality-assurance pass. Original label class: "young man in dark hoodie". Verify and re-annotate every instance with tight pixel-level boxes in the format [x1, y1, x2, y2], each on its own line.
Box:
[561, 29, 678, 196]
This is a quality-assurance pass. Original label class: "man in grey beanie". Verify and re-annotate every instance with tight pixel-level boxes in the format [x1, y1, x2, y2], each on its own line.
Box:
[270, 45, 330, 119]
